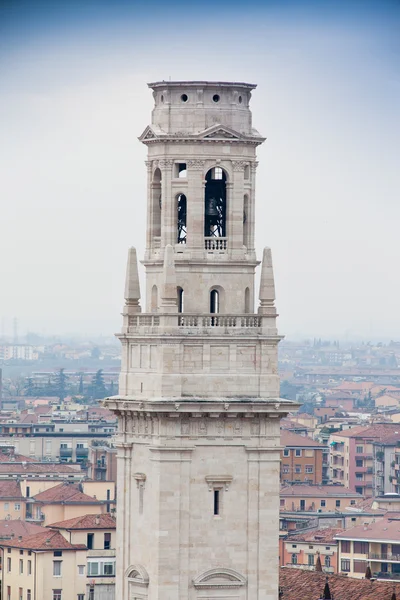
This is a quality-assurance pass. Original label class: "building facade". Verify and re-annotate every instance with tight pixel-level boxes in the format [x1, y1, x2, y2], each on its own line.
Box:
[105, 81, 296, 599]
[280, 431, 328, 484]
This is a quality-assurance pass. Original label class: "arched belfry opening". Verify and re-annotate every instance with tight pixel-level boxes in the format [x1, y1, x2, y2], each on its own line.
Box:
[177, 193, 187, 244]
[204, 167, 227, 238]
[152, 168, 162, 245]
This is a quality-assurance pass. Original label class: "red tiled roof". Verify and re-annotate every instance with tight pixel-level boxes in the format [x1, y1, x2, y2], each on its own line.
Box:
[280, 484, 361, 498]
[0, 480, 23, 499]
[0, 463, 79, 474]
[0, 452, 36, 463]
[0, 529, 86, 551]
[0, 520, 44, 538]
[333, 423, 400, 440]
[281, 431, 326, 448]
[280, 567, 400, 600]
[48, 514, 116, 530]
[284, 527, 344, 544]
[335, 517, 400, 542]
[33, 483, 102, 504]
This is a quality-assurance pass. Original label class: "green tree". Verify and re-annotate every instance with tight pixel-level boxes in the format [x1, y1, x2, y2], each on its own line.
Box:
[78, 373, 84, 395]
[54, 368, 68, 402]
[91, 369, 107, 400]
[24, 377, 35, 396]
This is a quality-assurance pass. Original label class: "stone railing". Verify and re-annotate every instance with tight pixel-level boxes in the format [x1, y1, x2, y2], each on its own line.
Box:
[204, 237, 227, 250]
[128, 315, 161, 327]
[179, 315, 262, 328]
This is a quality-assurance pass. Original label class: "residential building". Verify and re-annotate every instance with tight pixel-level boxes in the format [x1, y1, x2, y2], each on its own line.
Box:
[280, 484, 362, 513]
[104, 80, 298, 599]
[280, 528, 343, 572]
[25, 483, 113, 525]
[329, 424, 400, 496]
[0, 529, 86, 600]
[336, 517, 400, 581]
[87, 444, 116, 482]
[280, 431, 328, 484]
[48, 513, 116, 600]
[0, 481, 25, 520]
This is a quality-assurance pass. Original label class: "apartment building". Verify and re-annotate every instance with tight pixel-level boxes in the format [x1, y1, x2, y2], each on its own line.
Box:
[336, 517, 400, 581]
[329, 424, 400, 496]
[280, 484, 362, 513]
[281, 431, 328, 484]
[0, 529, 87, 600]
[49, 514, 116, 600]
[281, 528, 343, 572]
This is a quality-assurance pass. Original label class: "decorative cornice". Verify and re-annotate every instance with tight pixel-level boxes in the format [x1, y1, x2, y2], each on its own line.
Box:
[205, 475, 233, 491]
[232, 160, 247, 172]
[158, 159, 174, 169]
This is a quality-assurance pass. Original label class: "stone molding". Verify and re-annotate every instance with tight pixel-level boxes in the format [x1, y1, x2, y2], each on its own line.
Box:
[126, 564, 149, 587]
[205, 475, 233, 491]
[133, 472, 146, 488]
[187, 159, 205, 170]
[193, 567, 246, 589]
[159, 159, 174, 169]
[232, 160, 247, 172]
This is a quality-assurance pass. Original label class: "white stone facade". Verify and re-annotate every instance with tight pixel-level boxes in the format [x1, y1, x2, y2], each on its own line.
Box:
[104, 81, 297, 600]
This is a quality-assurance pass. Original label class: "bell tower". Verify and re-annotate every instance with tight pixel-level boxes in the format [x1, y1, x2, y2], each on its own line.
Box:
[105, 81, 297, 600]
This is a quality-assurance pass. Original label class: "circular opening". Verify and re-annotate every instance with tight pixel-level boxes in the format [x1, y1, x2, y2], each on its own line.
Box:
[160, 94, 164, 103]
[213, 94, 220, 103]
[238, 95, 242, 104]
[181, 94, 188, 103]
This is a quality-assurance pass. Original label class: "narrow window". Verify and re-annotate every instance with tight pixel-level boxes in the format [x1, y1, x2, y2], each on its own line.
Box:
[28, 560, 32, 575]
[19, 559, 23, 574]
[204, 168, 226, 239]
[151, 168, 162, 246]
[177, 287, 184, 313]
[27, 591, 32, 600]
[175, 163, 187, 178]
[53, 560, 62, 576]
[104, 533, 111, 550]
[177, 194, 187, 244]
[245, 287, 250, 313]
[244, 164, 250, 179]
[87, 533, 94, 550]
[210, 290, 219, 314]
[213, 489, 220, 515]
[243, 194, 249, 248]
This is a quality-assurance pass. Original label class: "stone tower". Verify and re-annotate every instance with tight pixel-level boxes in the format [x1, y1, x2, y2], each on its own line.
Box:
[105, 81, 297, 600]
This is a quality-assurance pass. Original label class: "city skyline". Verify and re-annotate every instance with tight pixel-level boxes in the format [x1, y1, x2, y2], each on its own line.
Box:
[1, 0, 399, 337]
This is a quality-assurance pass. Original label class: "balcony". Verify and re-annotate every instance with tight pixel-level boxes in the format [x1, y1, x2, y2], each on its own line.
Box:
[76, 447, 89, 457]
[204, 237, 227, 251]
[369, 553, 400, 562]
[179, 314, 262, 328]
[25, 513, 45, 522]
[60, 448, 72, 457]
[374, 572, 400, 581]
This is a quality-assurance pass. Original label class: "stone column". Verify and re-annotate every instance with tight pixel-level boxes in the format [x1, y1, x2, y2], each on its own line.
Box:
[115, 438, 133, 600]
[160, 160, 174, 247]
[186, 160, 205, 251]
[249, 161, 258, 251]
[145, 160, 153, 251]
[231, 161, 246, 253]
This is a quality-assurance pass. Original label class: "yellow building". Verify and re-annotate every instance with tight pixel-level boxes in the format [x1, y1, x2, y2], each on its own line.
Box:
[336, 517, 400, 580]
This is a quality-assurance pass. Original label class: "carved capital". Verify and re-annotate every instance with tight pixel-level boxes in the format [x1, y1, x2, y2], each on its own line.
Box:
[232, 160, 246, 172]
[133, 472, 146, 489]
[187, 159, 205, 170]
[159, 159, 173, 169]
[250, 161, 259, 172]
[144, 160, 152, 171]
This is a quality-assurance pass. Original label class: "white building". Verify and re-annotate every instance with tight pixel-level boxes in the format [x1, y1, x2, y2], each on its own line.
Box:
[105, 80, 297, 600]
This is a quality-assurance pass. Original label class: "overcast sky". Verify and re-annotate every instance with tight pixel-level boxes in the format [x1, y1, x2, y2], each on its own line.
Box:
[0, 0, 399, 340]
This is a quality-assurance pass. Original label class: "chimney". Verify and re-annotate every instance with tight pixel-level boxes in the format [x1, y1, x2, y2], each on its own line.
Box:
[95, 515, 100, 525]
[18, 536, 22, 542]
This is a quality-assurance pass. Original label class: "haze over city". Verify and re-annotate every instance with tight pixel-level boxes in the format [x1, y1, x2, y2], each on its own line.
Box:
[1, 0, 399, 339]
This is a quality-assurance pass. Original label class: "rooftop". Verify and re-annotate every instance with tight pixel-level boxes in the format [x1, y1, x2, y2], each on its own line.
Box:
[284, 527, 344, 544]
[48, 514, 116, 530]
[0, 529, 86, 551]
[280, 431, 326, 448]
[335, 517, 400, 542]
[281, 484, 361, 498]
[148, 80, 257, 90]
[0, 520, 43, 539]
[332, 423, 400, 440]
[280, 567, 400, 600]
[33, 483, 102, 504]
[0, 480, 23, 499]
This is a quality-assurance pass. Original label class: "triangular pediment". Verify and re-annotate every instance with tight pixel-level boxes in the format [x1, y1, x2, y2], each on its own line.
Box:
[199, 124, 243, 140]
[138, 125, 158, 141]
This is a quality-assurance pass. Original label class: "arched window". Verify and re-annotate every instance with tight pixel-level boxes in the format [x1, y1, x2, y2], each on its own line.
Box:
[243, 194, 249, 248]
[151, 285, 158, 312]
[245, 287, 250, 313]
[177, 287, 184, 313]
[204, 167, 227, 238]
[152, 168, 162, 246]
[210, 289, 219, 314]
[325, 555, 331, 568]
[177, 194, 187, 244]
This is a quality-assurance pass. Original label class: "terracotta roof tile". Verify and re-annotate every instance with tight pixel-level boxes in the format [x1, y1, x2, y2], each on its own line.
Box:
[48, 514, 116, 530]
[333, 423, 400, 440]
[281, 431, 326, 447]
[33, 483, 102, 504]
[280, 484, 361, 498]
[0, 463, 79, 474]
[0, 452, 36, 463]
[0, 520, 44, 538]
[284, 527, 344, 544]
[0, 529, 86, 551]
[280, 567, 400, 599]
[0, 480, 23, 499]
[335, 517, 400, 542]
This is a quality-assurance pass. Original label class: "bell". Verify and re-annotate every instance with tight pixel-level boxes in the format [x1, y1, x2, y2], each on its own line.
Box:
[206, 197, 218, 217]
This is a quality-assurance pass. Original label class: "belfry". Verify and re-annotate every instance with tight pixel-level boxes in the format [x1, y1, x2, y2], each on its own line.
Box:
[105, 81, 296, 600]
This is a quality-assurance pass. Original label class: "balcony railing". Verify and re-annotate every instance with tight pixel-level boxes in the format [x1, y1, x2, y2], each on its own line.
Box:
[375, 572, 400, 580]
[76, 447, 89, 456]
[369, 553, 400, 562]
[204, 237, 227, 251]
[60, 448, 72, 457]
[179, 314, 262, 328]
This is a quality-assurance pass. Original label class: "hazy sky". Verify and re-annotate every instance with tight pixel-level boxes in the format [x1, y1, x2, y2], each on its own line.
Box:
[0, 0, 399, 339]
